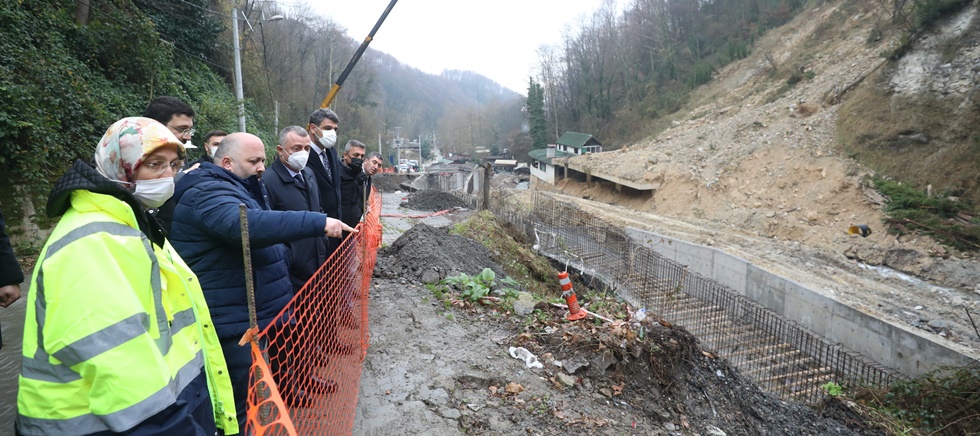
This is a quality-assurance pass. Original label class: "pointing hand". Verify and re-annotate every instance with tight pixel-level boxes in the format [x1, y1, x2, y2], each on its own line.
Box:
[325, 217, 358, 238]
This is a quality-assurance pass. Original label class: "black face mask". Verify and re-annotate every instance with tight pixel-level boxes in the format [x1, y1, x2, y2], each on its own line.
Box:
[348, 157, 363, 172]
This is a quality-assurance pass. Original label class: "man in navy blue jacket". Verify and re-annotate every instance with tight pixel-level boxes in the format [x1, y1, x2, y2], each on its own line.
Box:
[170, 132, 354, 428]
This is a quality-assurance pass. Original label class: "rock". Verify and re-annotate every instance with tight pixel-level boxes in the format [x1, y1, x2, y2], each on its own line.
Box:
[541, 352, 555, 365]
[563, 358, 590, 374]
[556, 373, 577, 387]
[487, 416, 514, 432]
[512, 292, 536, 316]
[914, 305, 923, 310]
[439, 408, 461, 419]
[647, 404, 671, 421]
[664, 422, 677, 431]
[704, 425, 727, 436]
[928, 319, 949, 331]
[595, 350, 619, 372]
[599, 387, 613, 398]
[419, 269, 442, 284]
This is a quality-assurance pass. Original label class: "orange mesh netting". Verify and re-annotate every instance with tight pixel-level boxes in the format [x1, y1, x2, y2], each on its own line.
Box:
[245, 186, 382, 435]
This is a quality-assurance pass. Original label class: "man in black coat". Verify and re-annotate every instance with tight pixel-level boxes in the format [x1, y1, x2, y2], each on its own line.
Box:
[0, 208, 24, 350]
[338, 139, 368, 231]
[143, 96, 195, 235]
[305, 108, 343, 256]
[263, 126, 327, 292]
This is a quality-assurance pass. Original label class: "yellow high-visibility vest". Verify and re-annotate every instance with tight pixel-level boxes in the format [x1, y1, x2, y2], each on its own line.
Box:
[17, 190, 238, 435]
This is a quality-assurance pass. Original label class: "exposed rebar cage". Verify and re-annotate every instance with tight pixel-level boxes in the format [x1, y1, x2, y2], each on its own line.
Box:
[449, 186, 900, 403]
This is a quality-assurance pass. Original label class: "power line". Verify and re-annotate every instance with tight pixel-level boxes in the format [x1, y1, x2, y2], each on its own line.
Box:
[174, 0, 232, 18]
[78, 0, 231, 73]
[137, 0, 220, 26]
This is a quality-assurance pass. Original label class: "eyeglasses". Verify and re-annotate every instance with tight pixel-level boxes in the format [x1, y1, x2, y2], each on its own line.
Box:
[168, 125, 196, 137]
[141, 159, 183, 175]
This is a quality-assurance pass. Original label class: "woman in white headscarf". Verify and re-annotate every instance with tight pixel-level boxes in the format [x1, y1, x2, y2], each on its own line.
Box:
[16, 117, 239, 435]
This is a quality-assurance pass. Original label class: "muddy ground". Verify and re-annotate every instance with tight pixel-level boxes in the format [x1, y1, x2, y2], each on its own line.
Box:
[354, 190, 881, 435]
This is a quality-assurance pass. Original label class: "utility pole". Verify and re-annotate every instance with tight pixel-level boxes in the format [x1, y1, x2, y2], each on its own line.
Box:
[232, 8, 245, 132]
[394, 126, 402, 170]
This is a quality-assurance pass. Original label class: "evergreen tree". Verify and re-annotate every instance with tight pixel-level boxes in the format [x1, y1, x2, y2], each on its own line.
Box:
[526, 77, 547, 150]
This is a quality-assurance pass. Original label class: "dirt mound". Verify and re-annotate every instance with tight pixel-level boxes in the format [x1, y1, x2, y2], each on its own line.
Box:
[443, 291, 880, 435]
[370, 173, 414, 192]
[375, 223, 504, 284]
[402, 190, 470, 211]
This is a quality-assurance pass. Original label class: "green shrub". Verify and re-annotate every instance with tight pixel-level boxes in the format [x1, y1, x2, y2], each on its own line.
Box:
[873, 178, 980, 251]
[0, 0, 238, 222]
[859, 366, 980, 434]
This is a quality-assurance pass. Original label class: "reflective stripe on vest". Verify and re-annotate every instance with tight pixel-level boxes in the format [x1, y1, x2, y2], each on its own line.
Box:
[17, 350, 204, 435]
[23, 222, 171, 383]
[21, 313, 148, 382]
[170, 307, 197, 336]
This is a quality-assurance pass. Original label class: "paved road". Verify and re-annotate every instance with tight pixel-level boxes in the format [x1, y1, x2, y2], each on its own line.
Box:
[0, 281, 27, 435]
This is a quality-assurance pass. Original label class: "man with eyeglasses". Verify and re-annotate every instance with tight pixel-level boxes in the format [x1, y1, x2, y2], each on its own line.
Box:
[305, 108, 343, 256]
[144, 96, 196, 146]
[142, 96, 196, 235]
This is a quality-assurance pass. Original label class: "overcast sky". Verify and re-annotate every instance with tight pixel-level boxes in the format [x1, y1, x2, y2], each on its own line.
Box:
[305, 0, 620, 94]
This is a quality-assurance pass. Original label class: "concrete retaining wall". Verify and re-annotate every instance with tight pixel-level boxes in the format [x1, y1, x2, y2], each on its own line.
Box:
[625, 228, 978, 376]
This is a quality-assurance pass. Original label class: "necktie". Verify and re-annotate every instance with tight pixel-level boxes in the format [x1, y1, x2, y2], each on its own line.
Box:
[321, 150, 332, 179]
[294, 173, 304, 185]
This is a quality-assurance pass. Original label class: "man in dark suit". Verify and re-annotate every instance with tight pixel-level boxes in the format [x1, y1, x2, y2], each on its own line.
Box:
[305, 108, 343, 256]
[263, 126, 327, 292]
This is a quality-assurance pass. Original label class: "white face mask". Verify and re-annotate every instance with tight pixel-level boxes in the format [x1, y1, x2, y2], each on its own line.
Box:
[208, 146, 218, 158]
[286, 149, 310, 170]
[134, 177, 175, 209]
[318, 128, 337, 149]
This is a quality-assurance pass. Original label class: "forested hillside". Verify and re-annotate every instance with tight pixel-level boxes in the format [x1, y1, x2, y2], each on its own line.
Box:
[525, 0, 810, 150]
[0, 0, 522, 230]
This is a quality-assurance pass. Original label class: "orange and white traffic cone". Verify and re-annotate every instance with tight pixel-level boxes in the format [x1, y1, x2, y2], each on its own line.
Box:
[558, 271, 587, 321]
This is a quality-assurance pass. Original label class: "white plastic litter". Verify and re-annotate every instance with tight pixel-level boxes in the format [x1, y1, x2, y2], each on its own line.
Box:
[508, 346, 544, 369]
[634, 308, 648, 322]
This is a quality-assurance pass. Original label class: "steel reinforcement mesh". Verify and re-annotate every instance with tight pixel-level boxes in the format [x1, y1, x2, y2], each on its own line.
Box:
[484, 190, 900, 403]
[244, 187, 383, 435]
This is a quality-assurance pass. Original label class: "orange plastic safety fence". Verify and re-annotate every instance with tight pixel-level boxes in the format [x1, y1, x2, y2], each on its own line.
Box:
[245, 187, 383, 435]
